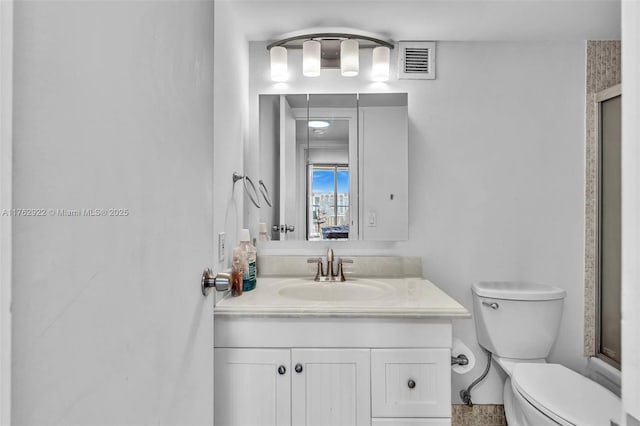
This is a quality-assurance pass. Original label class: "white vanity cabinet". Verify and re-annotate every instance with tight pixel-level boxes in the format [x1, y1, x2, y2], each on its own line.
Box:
[214, 316, 457, 426]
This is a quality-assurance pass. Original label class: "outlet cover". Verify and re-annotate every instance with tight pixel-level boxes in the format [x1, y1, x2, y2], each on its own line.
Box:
[218, 232, 226, 263]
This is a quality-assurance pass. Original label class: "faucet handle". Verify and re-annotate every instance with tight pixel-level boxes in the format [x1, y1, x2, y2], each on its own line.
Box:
[337, 258, 354, 282]
[307, 257, 324, 281]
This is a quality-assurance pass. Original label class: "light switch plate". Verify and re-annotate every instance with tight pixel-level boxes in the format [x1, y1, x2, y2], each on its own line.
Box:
[368, 211, 377, 227]
[218, 232, 226, 262]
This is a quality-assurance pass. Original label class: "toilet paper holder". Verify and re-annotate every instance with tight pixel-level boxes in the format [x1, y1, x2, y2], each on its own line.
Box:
[451, 354, 469, 366]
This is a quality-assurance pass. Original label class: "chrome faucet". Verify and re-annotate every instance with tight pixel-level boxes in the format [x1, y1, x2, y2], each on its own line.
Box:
[307, 248, 353, 282]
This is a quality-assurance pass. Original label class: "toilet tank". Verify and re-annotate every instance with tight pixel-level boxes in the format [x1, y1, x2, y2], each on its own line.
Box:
[472, 281, 566, 359]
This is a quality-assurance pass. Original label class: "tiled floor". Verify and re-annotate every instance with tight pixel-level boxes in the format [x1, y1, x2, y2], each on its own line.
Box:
[452, 404, 507, 426]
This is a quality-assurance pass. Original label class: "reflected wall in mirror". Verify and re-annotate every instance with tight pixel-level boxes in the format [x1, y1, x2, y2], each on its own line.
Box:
[258, 93, 408, 242]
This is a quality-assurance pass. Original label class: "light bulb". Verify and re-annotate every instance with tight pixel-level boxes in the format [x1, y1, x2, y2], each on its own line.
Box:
[340, 39, 359, 77]
[372, 46, 390, 81]
[270, 46, 288, 82]
[303, 40, 321, 77]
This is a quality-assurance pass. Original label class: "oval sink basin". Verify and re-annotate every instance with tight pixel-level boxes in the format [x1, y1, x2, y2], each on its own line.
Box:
[278, 280, 394, 302]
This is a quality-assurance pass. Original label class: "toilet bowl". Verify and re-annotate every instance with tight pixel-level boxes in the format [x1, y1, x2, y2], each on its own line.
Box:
[472, 281, 622, 426]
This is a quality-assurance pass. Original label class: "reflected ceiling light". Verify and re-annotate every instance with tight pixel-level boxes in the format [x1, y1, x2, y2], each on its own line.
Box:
[372, 46, 391, 81]
[303, 40, 321, 77]
[270, 46, 288, 82]
[340, 39, 359, 77]
[308, 120, 331, 129]
[267, 28, 393, 82]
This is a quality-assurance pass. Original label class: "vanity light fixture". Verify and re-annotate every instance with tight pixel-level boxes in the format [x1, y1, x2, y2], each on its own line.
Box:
[267, 28, 393, 82]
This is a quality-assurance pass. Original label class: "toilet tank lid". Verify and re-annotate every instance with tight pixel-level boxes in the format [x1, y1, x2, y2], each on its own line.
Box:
[472, 281, 566, 301]
[512, 363, 621, 426]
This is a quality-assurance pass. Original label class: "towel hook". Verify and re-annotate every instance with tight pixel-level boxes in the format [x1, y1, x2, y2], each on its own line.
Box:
[233, 172, 261, 208]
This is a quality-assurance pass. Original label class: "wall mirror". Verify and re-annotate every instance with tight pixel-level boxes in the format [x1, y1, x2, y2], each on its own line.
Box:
[257, 93, 408, 241]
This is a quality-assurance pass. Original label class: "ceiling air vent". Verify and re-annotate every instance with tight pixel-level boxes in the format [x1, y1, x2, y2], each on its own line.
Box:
[398, 41, 436, 80]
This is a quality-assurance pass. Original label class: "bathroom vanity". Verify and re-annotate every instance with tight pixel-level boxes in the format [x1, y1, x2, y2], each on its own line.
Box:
[213, 258, 469, 426]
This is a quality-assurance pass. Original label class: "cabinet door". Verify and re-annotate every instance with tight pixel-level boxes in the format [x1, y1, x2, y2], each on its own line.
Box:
[359, 103, 409, 241]
[291, 349, 370, 426]
[371, 349, 451, 418]
[215, 348, 291, 426]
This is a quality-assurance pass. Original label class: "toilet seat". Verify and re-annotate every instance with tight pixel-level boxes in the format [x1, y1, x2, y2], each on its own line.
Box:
[512, 363, 621, 426]
[493, 355, 545, 376]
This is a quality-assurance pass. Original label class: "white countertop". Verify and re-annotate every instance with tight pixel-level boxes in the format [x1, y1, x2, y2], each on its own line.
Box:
[214, 277, 471, 318]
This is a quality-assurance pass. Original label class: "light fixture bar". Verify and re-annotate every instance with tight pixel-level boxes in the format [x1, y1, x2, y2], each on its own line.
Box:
[267, 32, 394, 51]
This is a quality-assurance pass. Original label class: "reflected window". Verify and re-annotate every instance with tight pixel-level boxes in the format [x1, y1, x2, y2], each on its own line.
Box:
[308, 165, 349, 240]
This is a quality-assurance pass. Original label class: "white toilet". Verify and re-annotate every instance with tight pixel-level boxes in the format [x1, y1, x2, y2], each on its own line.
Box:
[472, 281, 621, 426]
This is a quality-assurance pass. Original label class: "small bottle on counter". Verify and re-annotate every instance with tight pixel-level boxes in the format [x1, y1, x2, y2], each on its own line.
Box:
[239, 229, 257, 292]
[230, 247, 243, 297]
[258, 222, 270, 241]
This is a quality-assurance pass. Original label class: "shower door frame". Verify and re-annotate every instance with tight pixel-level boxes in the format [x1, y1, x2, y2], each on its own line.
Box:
[594, 83, 622, 370]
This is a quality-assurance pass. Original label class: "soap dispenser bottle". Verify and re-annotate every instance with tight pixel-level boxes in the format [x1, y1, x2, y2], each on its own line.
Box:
[239, 229, 257, 291]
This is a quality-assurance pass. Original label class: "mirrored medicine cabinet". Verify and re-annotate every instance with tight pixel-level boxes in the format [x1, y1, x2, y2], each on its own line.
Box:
[255, 93, 408, 242]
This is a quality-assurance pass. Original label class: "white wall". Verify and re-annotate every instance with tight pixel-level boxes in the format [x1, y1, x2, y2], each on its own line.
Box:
[214, 1, 249, 268]
[12, 2, 215, 424]
[621, 0, 640, 422]
[249, 41, 586, 403]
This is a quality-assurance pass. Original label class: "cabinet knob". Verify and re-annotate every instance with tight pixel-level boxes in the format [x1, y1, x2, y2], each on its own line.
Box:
[277, 365, 286, 375]
[295, 363, 303, 373]
[408, 379, 416, 389]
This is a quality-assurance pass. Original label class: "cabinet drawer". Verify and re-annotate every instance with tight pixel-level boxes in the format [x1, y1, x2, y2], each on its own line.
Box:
[371, 349, 451, 418]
